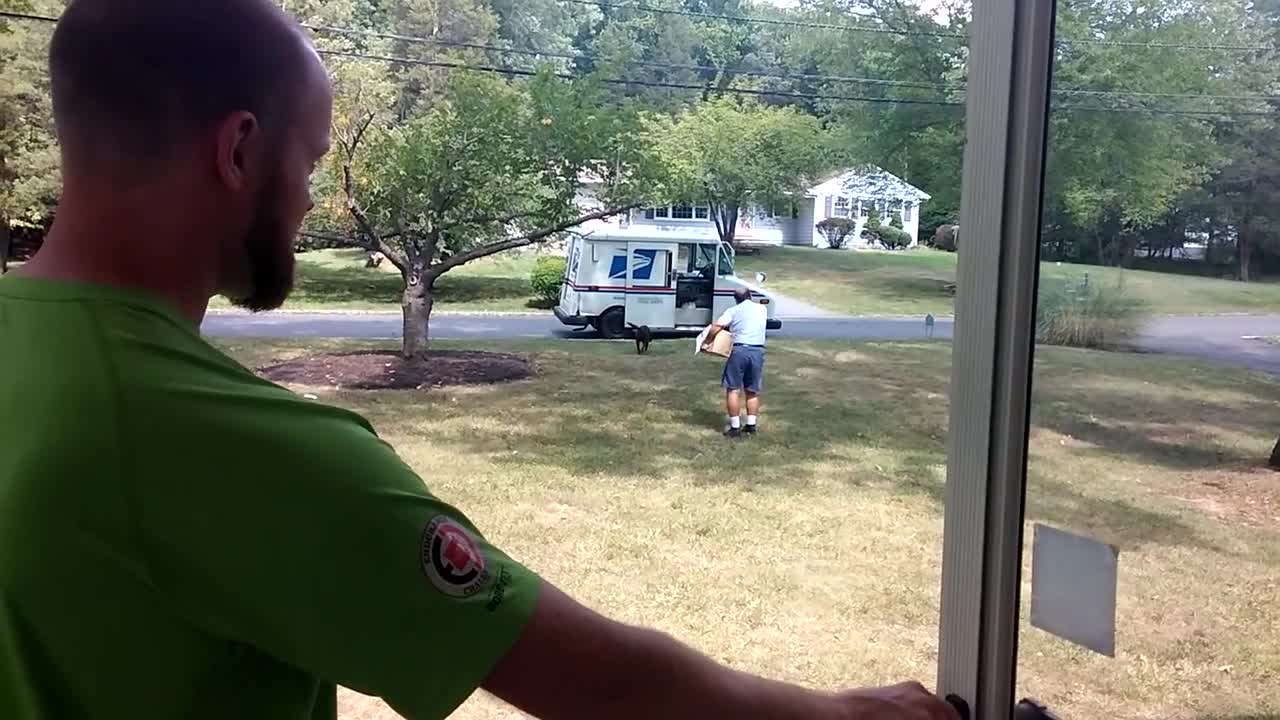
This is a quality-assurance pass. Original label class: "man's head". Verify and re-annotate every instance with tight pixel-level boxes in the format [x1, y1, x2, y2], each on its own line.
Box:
[49, 0, 333, 311]
[734, 288, 754, 305]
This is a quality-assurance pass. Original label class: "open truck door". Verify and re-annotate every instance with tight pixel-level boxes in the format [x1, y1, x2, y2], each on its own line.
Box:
[623, 241, 677, 331]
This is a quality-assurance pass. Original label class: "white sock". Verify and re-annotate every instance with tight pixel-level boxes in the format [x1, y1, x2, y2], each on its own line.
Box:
[729, 416, 741, 429]
[746, 415, 758, 427]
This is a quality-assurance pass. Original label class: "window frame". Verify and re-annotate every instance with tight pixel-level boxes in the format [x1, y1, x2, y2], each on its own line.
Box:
[833, 196, 852, 218]
[935, 0, 1057, 718]
[643, 204, 712, 222]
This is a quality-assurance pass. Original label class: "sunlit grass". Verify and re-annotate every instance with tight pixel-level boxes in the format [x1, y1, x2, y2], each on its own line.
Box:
[219, 338, 1280, 720]
[738, 246, 1280, 317]
[208, 248, 544, 313]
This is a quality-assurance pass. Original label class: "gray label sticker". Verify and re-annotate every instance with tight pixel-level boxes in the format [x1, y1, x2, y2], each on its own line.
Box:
[1030, 523, 1120, 657]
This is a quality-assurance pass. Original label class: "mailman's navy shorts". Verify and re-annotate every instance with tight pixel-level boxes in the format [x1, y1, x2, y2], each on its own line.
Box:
[722, 344, 765, 394]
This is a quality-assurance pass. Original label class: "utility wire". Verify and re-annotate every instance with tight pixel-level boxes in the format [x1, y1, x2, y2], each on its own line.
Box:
[305, 22, 1279, 102]
[4, 5, 1275, 51]
[305, 22, 964, 91]
[315, 49, 965, 107]
[3, 10, 1276, 114]
[318, 48, 1279, 117]
[561, 0, 965, 38]
[561, 0, 1278, 52]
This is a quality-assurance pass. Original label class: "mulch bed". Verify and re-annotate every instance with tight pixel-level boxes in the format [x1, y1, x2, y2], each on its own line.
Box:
[258, 350, 535, 390]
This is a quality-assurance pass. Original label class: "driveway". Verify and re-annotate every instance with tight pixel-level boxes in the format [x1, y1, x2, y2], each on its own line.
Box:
[1137, 315, 1280, 375]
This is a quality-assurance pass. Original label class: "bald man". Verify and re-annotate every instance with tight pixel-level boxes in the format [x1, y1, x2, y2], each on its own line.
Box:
[0, 2, 958, 719]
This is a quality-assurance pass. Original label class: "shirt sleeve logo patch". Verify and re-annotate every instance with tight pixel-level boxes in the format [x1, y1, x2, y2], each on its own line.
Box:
[421, 515, 491, 598]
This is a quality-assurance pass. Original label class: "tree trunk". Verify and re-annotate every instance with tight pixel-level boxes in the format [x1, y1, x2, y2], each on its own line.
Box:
[1238, 228, 1253, 282]
[0, 218, 11, 275]
[714, 204, 740, 246]
[401, 277, 434, 360]
[1270, 434, 1280, 470]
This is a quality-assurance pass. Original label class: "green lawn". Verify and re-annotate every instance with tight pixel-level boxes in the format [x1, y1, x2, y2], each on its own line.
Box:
[739, 246, 1280, 317]
[208, 248, 544, 313]
[208, 245, 1280, 319]
[220, 338, 1280, 720]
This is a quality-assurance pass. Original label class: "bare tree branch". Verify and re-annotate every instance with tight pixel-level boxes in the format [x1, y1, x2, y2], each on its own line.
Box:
[438, 208, 550, 234]
[341, 162, 406, 272]
[337, 115, 408, 273]
[298, 230, 401, 245]
[429, 205, 638, 276]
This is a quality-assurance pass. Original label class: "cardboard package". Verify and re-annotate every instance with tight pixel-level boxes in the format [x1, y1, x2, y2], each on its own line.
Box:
[695, 326, 734, 358]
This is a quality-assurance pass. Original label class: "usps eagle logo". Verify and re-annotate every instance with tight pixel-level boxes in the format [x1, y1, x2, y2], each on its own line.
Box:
[421, 516, 490, 598]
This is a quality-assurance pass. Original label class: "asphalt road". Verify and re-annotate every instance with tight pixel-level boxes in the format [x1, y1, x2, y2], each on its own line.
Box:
[203, 310, 1280, 374]
[203, 311, 953, 342]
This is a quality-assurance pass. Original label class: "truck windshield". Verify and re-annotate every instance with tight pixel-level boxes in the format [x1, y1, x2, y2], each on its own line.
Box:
[717, 243, 735, 277]
[693, 244, 717, 273]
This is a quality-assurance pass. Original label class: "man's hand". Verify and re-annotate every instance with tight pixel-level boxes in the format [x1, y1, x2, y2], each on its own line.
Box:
[839, 682, 961, 720]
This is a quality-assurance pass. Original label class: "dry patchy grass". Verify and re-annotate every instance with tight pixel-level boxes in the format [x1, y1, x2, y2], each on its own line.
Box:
[217, 338, 1280, 720]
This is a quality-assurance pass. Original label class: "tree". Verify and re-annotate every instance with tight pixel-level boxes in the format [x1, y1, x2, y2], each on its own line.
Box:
[648, 97, 827, 246]
[333, 71, 640, 358]
[0, 1, 61, 273]
[816, 217, 855, 249]
[863, 204, 882, 244]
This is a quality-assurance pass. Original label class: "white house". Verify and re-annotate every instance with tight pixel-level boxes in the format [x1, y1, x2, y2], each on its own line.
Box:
[573, 166, 930, 249]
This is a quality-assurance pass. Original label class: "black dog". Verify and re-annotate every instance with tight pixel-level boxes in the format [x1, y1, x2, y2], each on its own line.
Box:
[628, 323, 653, 355]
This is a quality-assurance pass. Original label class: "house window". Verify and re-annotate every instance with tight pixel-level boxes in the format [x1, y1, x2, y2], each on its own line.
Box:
[904, 203, 914, 222]
[860, 201, 870, 218]
[644, 204, 710, 221]
[834, 197, 851, 218]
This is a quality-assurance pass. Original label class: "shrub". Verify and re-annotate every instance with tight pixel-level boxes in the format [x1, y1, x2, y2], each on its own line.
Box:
[1036, 277, 1148, 349]
[890, 211, 904, 231]
[530, 256, 567, 306]
[861, 206, 883, 245]
[932, 224, 960, 252]
[879, 227, 912, 250]
[866, 205, 882, 232]
[816, 217, 857, 249]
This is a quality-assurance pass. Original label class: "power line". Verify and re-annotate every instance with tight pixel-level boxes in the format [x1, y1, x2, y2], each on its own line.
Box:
[319, 48, 1279, 117]
[305, 22, 962, 92]
[1055, 104, 1278, 117]
[561, 0, 1277, 52]
[3, 10, 1276, 113]
[315, 49, 965, 107]
[1057, 87, 1280, 102]
[5, 5, 1275, 52]
[306, 22, 1278, 102]
[0, 9, 57, 22]
[562, 0, 965, 39]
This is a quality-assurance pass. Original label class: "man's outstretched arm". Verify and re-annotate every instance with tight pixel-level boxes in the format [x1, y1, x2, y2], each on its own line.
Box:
[484, 580, 958, 720]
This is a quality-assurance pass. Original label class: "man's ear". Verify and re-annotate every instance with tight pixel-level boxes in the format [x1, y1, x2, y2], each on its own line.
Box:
[215, 111, 261, 192]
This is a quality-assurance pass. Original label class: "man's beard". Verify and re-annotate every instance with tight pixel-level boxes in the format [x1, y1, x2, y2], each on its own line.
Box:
[230, 176, 297, 312]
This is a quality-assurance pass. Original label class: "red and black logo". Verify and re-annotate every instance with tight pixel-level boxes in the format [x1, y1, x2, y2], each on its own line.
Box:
[421, 516, 490, 598]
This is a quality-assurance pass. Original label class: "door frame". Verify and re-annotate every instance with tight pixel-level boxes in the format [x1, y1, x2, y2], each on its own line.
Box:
[935, 0, 1058, 717]
[623, 241, 678, 329]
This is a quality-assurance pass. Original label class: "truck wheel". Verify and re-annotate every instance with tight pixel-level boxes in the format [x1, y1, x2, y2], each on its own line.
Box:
[598, 307, 626, 339]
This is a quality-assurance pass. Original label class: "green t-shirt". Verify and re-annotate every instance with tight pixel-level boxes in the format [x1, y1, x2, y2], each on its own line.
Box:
[0, 276, 539, 719]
